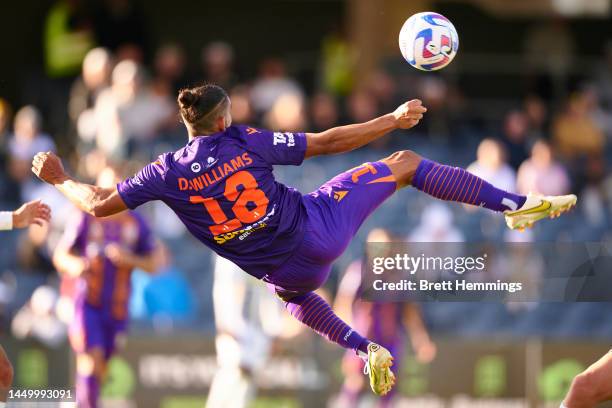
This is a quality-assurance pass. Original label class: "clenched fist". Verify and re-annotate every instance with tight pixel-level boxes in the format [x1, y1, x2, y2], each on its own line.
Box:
[32, 151, 68, 185]
[393, 99, 427, 129]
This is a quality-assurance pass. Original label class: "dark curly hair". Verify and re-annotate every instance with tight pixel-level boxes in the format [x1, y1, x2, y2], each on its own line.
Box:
[177, 84, 229, 133]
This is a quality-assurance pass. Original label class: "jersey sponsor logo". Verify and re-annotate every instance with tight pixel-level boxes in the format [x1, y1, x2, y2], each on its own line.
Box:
[213, 205, 277, 244]
[273, 132, 296, 147]
[206, 157, 218, 168]
[246, 127, 259, 135]
[191, 162, 202, 173]
[333, 190, 348, 202]
[178, 152, 253, 191]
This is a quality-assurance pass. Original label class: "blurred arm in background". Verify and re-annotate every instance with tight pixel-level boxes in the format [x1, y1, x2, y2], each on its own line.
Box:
[0, 200, 51, 230]
[403, 303, 437, 364]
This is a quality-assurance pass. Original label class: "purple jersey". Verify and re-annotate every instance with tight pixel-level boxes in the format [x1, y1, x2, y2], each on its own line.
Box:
[59, 211, 154, 322]
[117, 125, 308, 279]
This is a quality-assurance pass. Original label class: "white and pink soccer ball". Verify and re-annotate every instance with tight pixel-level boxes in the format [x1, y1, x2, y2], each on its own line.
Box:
[399, 12, 459, 71]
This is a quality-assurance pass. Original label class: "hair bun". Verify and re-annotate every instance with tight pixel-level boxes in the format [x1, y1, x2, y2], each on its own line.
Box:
[178, 89, 197, 109]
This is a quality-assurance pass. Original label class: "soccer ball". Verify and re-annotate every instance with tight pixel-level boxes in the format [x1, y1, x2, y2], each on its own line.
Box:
[398, 12, 459, 71]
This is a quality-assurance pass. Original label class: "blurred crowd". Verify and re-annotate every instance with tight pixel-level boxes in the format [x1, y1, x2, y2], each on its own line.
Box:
[1, 0, 612, 346]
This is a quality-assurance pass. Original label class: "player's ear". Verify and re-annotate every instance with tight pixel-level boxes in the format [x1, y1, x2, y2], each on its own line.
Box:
[216, 115, 227, 132]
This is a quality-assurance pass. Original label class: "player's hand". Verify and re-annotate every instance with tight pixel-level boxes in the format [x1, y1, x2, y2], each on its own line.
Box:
[393, 99, 427, 129]
[104, 243, 135, 269]
[32, 151, 68, 185]
[12, 200, 51, 228]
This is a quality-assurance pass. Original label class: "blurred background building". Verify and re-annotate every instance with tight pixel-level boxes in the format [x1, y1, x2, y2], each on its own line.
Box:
[0, 0, 612, 406]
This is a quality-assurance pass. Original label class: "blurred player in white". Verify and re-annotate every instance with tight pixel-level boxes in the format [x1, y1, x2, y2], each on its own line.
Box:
[207, 255, 285, 408]
[0, 200, 51, 407]
[561, 350, 612, 408]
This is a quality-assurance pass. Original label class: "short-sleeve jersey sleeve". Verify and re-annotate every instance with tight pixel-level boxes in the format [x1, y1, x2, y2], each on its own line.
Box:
[240, 126, 307, 166]
[117, 158, 167, 209]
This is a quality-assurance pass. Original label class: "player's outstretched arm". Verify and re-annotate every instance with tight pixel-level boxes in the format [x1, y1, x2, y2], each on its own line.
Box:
[0, 200, 51, 230]
[305, 99, 426, 158]
[32, 152, 127, 217]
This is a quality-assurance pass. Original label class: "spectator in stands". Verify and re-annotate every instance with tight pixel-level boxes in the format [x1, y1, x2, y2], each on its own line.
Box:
[468, 138, 517, 193]
[93, 0, 149, 61]
[153, 43, 189, 97]
[320, 28, 354, 96]
[8, 107, 56, 195]
[0, 99, 11, 157]
[11, 285, 66, 348]
[553, 91, 605, 161]
[264, 93, 306, 132]
[583, 85, 612, 138]
[347, 89, 383, 148]
[523, 94, 549, 141]
[501, 110, 530, 169]
[44, 0, 96, 79]
[517, 139, 570, 196]
[594, 41, 612, 110]
[366, 69, 396, 114]
[0, 100, 17, 203]
[229, 86, 255, 125]
[202, 42, 237, 90]
[310, 92, 339, 132]
[580, 156, 607, 228]
[92, 60, 174, 157]
[250, 57, 304, 117]
[409, 203, 465, 243]
[69, 47, 114, 150]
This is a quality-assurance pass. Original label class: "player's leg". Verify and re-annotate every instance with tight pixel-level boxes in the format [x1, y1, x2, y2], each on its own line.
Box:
[382, 150, 576, 230]
[0, 345, 13, 404]
[276, 289, 395, 396]
[70, 307, 106, 408]
[562, 350, 612, 408]
[208, 258, 263, 407]
[75, 348, 105, 408]
[275, 287, 370, 353]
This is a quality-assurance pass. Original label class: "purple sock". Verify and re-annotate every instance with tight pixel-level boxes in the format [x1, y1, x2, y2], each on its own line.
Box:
[76, 374, 99, 408]
[283, 292, 370, 353]
[411, 159, 526, 212]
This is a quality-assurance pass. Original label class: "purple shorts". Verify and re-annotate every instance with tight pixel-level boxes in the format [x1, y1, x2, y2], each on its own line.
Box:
[69, 303, 126, 359]
[265, 161, 396, 299]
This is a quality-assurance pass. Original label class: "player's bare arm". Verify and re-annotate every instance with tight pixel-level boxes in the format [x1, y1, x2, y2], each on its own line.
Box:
[104, 242, 160, 274]
[1, 200, 51, 230]
[304, 99, 426, 158]
[403, 304, 437, 364]
[32, 151, 127, 217]
[53, 246, 89, 278]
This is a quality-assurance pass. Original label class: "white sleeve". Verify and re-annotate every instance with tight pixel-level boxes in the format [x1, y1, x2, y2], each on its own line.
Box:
[0, 212, 12, 230]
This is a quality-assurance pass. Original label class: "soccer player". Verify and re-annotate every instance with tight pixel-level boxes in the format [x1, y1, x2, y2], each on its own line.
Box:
[335, 228, 436, 407]
[207, 255, 285, 407]
[32, 84, 576, 396]
[52, 167, 158, 408]
[561, 350, 612, 408]
[0, 200, 51, 406]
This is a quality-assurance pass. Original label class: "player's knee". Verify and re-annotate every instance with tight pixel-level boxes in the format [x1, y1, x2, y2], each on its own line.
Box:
[382, 150, 422, 187]
[0, 357, 13, 389]
[77, 352, 106, 379]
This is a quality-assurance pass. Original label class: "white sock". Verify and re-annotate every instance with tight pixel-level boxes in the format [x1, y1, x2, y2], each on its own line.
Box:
[560, 403, 568, 408]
